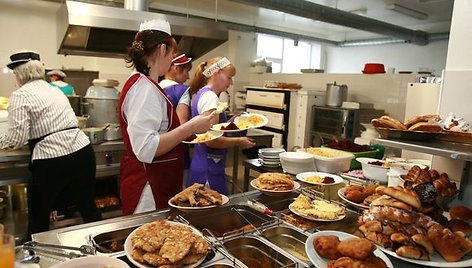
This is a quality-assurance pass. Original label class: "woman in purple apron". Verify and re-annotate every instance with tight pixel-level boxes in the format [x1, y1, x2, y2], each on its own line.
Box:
[188, 57, 256, 195]
[119, 19, 213, 215]
[159, 54, 193, 186]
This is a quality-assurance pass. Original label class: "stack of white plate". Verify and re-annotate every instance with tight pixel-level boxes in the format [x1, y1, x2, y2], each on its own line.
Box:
[258, 148, 285, 167]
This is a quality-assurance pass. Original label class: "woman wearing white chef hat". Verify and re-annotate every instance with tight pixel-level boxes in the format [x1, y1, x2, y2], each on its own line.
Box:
[119, 19, 213, 215]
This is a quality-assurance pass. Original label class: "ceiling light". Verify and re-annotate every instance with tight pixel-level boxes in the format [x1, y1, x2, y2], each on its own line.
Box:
[386, 3, 428, 20]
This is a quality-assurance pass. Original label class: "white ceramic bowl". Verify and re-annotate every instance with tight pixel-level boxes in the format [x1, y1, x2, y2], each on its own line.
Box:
[302, 147, 354, 173]
[356, 157, 389, 183]
[279, 151, 315, 174]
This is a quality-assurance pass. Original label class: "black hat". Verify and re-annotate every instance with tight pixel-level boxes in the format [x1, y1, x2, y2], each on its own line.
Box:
[7, 51, 41, 70]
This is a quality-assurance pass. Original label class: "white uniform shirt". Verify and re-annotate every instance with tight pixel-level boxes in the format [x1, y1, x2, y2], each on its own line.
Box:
[159, 79, 190, 105]
[0, 80, 89, 160]
[122, 73, 171, 163]
[197, 90, 219, 114]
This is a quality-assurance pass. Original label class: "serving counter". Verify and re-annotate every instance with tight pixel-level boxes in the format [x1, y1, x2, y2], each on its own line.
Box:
[28, 189, 423, 268]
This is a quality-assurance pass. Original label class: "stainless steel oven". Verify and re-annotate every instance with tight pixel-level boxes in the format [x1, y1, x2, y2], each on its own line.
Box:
[311, 106, 384, 146]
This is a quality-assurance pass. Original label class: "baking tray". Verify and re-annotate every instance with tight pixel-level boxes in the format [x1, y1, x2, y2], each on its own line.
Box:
[376, 127, 443, 141]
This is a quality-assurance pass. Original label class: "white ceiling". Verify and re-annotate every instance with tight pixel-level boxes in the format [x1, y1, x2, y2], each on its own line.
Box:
[9, 0, 454, 43]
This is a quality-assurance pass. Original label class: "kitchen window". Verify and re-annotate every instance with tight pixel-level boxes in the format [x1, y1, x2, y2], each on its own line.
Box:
[256, 33, 323, 73]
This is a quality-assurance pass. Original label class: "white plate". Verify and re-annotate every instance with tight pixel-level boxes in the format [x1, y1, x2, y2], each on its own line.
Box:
[378, 245, 472, 267]
[250, 179, 300, 197]
[305, 231, 394, 268]
[259, 147, 286, 156]
[168, 194, 229, 213]
[210, 122, 246, 133]
[288, 203, 345, 222]
[233, 113, 269, 129]
[296, 172, 344, 185]
[124, 221, 207, 268]
[182, 130, 223, 144]
[337, 187, 369, 210]
[50, 256, 130, 268]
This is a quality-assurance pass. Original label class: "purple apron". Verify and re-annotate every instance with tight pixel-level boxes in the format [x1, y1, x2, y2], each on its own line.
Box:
[188, 87, 228, 195]
[163, 83, 191, 169]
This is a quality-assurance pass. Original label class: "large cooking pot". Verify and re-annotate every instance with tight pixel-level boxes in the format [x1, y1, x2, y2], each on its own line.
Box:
[83, 79, 120, 127]
[325, 82, 348, 107]
[82, 127, 105, 144]
[67, 95, 82, 116]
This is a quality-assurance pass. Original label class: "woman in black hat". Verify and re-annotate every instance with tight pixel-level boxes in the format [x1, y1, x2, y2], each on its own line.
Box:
[0, 51, 102, 237]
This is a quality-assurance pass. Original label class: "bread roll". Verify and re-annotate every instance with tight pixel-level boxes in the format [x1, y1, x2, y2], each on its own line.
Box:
[370, 195, 413, 212]
[446, 219, 472, 235]
[396, 245, 430, 260]
[380, 115, 407, 130]
[411, 233, 434, 255]
[376, 186, 421, 209]
[427, 223, 472, 262]
[404, 114, 441, 129]
[449, 205, 472, 222]
[408, 122, 442, 132]
[372, 117, 406, 130]
[391, 233, 410, 244]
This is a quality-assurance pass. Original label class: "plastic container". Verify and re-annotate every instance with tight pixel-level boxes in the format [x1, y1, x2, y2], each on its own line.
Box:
[303, 147, 354, 173]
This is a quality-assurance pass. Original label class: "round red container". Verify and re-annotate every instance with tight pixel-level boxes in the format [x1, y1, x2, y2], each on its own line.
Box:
[362, 63, 386, 74]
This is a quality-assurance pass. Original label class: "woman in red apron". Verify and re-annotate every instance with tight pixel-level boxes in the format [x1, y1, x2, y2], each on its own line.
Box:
[119, 19, 213, 215]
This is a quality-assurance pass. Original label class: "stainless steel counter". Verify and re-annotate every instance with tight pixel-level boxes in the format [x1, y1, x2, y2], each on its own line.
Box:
[30, 190, 425, 268]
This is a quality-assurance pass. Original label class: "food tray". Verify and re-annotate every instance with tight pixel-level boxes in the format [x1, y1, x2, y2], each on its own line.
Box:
[376, 127, 443, 141]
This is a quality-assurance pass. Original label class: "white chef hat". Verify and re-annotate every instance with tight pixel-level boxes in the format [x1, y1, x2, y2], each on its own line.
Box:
[139, 18, 171, 35]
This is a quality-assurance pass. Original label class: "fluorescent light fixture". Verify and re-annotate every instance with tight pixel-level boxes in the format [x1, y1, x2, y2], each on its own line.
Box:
[386, 3, 428, 20]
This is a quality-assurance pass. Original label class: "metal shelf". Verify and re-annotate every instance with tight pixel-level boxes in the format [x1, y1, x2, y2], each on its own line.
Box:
[373, 138, 472, 161]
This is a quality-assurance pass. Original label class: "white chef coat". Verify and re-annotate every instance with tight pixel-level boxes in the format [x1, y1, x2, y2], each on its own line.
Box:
[0, 80, 89, 160]
[122, 73, 170, 164]
[197, 90, 219, 114]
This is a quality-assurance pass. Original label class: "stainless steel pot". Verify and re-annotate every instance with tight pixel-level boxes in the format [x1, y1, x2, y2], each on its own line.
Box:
[82, 127, 105, 144]
[82, 98, 119, 127]
[67, 95, 82, 116]
[104, 123, 122, 141]
[325, 82, 348, 107]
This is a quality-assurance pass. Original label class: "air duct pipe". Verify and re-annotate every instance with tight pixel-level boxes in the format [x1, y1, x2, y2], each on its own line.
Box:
[228, 0, 430, 45]
[124, 0, 148, 11]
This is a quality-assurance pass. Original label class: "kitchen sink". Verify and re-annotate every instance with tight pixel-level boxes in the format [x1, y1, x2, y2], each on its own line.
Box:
[261, 226, 310, 264]
[223, 236, 297, 268]
[181, 204, 273, 237]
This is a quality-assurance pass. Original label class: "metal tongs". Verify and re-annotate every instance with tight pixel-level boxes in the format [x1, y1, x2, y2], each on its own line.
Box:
[23, 241, 96, 259]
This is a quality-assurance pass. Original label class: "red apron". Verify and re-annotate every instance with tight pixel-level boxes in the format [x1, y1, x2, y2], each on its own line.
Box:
[118, 73, 184, 215]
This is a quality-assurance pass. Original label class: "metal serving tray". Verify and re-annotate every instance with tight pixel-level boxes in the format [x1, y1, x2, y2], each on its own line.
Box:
[181, 204, 273, 237]
[223, 236, 297, 268]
